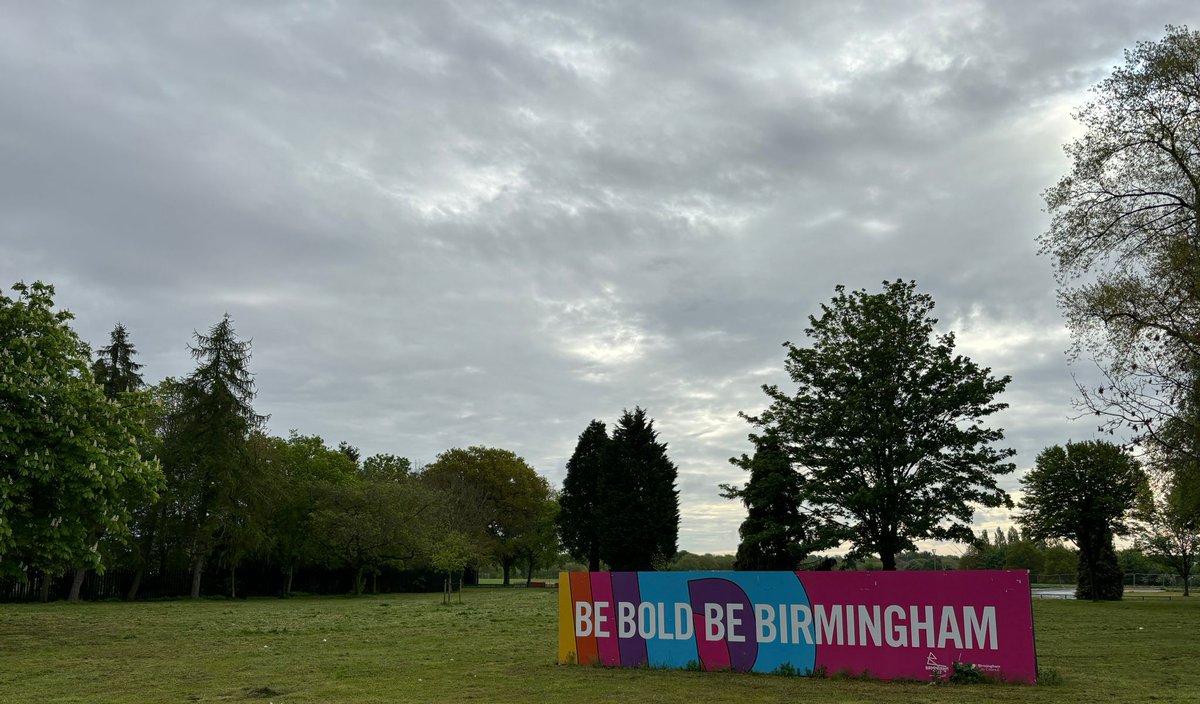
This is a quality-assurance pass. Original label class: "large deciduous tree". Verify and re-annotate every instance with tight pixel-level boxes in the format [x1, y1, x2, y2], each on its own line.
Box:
[422, 446, 553, 585]
[744, 280, 1015, 570]
[1018, 440, 1147, 600]
[1039, 26, 1200, 458]
[598, 408, 680, 571]
[1136, 458, 1200, 596]
[0, 282, 162, 599]
[558, 420, 609, 572]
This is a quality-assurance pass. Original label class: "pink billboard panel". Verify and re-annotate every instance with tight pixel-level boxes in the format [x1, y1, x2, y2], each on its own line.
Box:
[558, 570, 1037, 683]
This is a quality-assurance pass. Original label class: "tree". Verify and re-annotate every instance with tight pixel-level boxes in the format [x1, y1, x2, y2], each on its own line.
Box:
[310, 478, 431, 594]
[159, 314, 267, 598]
[721, 431, 833, 570]
[514, 496, 560, 585]
[422, 446, 553, 585]
[91, 323, 144, 399]
[1136, 472, 1199, 595]
[1018, 440, 1147, 600]
[0, 282, 162, 599]
[744, 281, 1015, 570]
[1040, 26, 1200, 458]
[598, 408, 680, 571]
[558, 420, 609, 572]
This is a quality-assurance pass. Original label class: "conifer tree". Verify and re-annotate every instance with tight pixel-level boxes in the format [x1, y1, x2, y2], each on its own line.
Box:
[598, 408, 679, 571]
[558, 420, 609, 572]
[722, 432, 832, 570]
[160, 314, 267, 598]
[91, 323, 144, 398]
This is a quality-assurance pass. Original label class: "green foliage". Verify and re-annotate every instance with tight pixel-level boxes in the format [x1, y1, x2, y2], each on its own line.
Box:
[558, 420, 608, 572]
[1019, 440, 1147, 599]
[91, 323, 145, 399]
[744, 280, 1015, 569]
[361, 453, 412, 482]
[598, 408, 680, 571]
[1040, 25, 1200, 453]
[158, 315, 267, 596]
[1135, 471, 1200, 595]
[309, 478, 432, 595]
[669, 551, 736, 571]
[422, 446, 554, 585]
[0, 281, 163, 580]
[722, 431, 833, 570]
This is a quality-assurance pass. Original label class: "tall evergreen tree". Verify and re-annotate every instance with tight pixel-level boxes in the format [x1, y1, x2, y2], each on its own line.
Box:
[722, 432, 832, 570]
[598, 408, 679, 571]
[91, 323, 144, 398]
[558, 420, 609, 572]
[160, 314, 267, 598]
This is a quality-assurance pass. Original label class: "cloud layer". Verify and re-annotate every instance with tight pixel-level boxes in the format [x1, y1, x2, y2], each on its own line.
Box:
[4, 1, 1197, 553]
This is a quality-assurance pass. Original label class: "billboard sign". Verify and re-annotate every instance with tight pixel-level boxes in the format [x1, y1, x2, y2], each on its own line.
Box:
[557, 570, 1036, 683]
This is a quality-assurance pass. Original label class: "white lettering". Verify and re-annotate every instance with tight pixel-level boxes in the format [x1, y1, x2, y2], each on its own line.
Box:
[815, 605, 843, 645]
[791, 604, 814, 645]
[727, 603, 745, 642]
[755, 604, 777, 643]
[884, 605, 907, 647]
[575, 601, 593, 637]
[656, 602, 674, 640]
[964, 606, 998, 650]
[858, 605, 882, 647]
[705, 603, 725, 641]
[909, 605, 934, 648]
[937, 606, 963, 649]
[638, 601, 657, 639]
[618, 602, 636, 638]
[675, 603, 694, 640]
[594, 601, 609, 637]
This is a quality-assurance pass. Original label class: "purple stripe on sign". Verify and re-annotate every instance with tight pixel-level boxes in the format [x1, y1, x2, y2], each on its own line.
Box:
[611, 571, 648, 667]
[687, 577, 758, 672]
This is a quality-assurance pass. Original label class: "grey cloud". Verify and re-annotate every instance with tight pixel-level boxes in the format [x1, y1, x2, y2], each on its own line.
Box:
[3, 0, 1198, 552]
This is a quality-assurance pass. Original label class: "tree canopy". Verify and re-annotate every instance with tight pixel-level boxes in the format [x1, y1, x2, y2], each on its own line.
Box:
[91, 323, 145, 399]
[1040, 25, 1200, 457]
[0, 282, 162, 582]
[558, 420, 609, 572]
[1018, 440, 1147, 600]
[597, 407, 680, 571]
[722, 431, 832, 570]
[744, 280, 1015, 570]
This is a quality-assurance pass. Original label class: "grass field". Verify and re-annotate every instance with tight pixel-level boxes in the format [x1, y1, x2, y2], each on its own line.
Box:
[1, 588, 1196, 703]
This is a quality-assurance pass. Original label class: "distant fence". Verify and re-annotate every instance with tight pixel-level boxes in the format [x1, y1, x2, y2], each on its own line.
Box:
[0, 563, 449, 602]
[1032, 573, 1198, 589]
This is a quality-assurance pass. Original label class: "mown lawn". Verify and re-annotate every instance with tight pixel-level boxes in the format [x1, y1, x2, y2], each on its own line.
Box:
[1, 588, 1196, 703]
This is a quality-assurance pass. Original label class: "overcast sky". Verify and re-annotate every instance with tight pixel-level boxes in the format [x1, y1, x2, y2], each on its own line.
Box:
[3, 1, 1198, 555]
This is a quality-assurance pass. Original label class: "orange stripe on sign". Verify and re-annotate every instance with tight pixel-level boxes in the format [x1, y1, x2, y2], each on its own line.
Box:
[557, 572, 576, 664]
[569, 572, 599, 665]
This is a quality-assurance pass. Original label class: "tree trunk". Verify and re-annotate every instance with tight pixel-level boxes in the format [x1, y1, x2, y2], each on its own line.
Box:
[126, 569, 143, 601]
[230, 564, 237, 599]
[190, 554, 205, 599]
[353, 567, 364, 595]
[372, 571, 378, 595]
[588, 545, 600, 573]
[39, 571, 53, 602]
[880, 551, 897, 571]
[502, 559, 512, 586]
[283, 566, 294, 598]
[457, 571, 463, 603]
[525, 555, 534, 586]
[68, 568, 87, 602]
